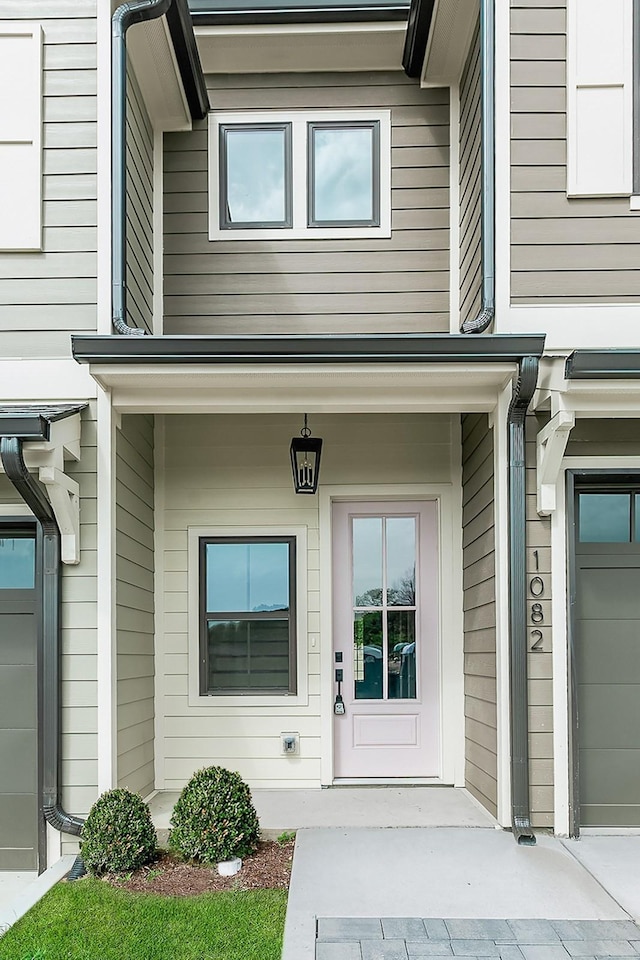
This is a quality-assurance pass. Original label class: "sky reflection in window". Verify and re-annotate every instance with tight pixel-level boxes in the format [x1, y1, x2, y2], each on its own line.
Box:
[225, 127, 288, 225]
[206, 541, 289, 613]
[312, 126, 374, 223]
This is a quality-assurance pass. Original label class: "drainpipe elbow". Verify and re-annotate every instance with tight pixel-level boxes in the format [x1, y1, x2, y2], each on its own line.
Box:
[113, 314, 147, 336]
[461, 305, 495, 335]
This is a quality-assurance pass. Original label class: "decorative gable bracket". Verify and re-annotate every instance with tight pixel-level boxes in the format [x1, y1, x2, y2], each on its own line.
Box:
[38, 466, 80, 565]
[536, 410, 575, 516]
[22, 413, 83, 565]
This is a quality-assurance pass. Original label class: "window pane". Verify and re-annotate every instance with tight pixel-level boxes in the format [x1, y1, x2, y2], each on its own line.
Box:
[207, 619, 290, 692]
[386, 517, 416, 606]
[205, 541, 289, 613]
[353, 517, 382, 606]
[311, 125, 374, 224]
[388, 610, 416, 700]
[0, 537, 35, 589]
[223, 126, 289, 226]
[579, 493, 631, 542]
[353, 610, 383, 699]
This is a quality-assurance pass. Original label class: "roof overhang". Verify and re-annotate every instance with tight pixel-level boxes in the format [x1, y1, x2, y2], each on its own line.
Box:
[565, 350, 640, 380]
[536, 353, 640, 420]
[195, 19, 407, 72]
[126, 0, 208, 132]
[403, 0, 478, 85]
[71, 334, 545, 414]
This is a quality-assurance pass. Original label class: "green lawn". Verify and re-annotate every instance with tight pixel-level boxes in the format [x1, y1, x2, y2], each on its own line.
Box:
[0, 879, 287, 960]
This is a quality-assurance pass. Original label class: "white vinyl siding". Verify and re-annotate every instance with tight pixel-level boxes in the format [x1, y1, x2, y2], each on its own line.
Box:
[566, 0, 632, 197]
[116, 415, 155, 798]
[0, 22, 42, 251]
[461, 414, 497, 818]
[60, 402, 99, 854]
[158, 413, 454, 790]
[0, 4, 97, 355]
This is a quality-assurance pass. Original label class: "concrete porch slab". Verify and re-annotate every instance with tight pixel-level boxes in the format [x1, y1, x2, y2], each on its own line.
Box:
[282, 828, 630, 960]
[149, 787, 496, 844]
[562, 837, 640, 922]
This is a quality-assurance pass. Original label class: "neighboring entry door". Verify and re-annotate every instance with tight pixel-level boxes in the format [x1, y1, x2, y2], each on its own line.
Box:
[575, 487, 640, 827]
[332, 501, 439, 779]
[0, 528, 40, 869]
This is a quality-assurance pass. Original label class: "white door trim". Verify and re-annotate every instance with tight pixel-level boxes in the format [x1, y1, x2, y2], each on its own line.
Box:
[319, 483, 464, 786]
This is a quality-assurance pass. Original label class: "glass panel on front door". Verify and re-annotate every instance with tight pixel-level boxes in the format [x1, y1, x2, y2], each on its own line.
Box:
[352, 515, 417, 701]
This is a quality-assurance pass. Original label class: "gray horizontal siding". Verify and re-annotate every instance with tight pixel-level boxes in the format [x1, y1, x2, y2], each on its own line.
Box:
[164, 72, 450, 335]
[459, 19, 481, 328]
[116, 415, 155, 799]
[461, 413, 497, 819]
[510, 0, 640, 304]
[126, 62, 154, 335]
[0, 3, 97, 355]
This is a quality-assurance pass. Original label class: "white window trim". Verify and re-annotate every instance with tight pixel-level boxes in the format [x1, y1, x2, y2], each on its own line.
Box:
[208, 108, 391, 241]
[188, 525, 309, 708]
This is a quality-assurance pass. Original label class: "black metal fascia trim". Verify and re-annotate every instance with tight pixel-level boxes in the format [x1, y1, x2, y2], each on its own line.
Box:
[0, 404, 87, 441]
[0, 416, 51, 441]
[166, 0, 209, 120]
[0, 438, 85, 870]
[190, 3, 408, 24]
[402, 0, 436, 78]
[565, 351, 640, 380]
[507, 355, 539, 846]
[71, 333, 546, 364]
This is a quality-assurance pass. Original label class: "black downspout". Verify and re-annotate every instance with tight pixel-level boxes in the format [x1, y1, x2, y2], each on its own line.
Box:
[112, 0, 172, 336]
[0, 438, 86, 875]
[461, 0, 495, 334]
[507, 357, 538, 845]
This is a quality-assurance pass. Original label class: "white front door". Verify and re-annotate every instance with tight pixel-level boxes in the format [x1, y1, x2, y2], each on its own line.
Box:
[332, 500, 440, 779]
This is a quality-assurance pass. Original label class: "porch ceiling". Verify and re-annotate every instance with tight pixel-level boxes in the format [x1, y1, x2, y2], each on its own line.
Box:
[79, 362, 517, 414]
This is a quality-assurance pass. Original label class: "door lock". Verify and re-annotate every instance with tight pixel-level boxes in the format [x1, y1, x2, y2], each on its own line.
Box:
[334, 663, 345, 715]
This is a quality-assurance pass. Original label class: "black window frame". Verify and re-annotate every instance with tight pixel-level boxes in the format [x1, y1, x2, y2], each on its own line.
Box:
[198, 535, 297, 696]
[218, 122, 293, 230]
[307, 120, 381, 228]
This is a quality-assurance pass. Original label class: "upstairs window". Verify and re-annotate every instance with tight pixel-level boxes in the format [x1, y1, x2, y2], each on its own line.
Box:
[209, 110, 391, 240]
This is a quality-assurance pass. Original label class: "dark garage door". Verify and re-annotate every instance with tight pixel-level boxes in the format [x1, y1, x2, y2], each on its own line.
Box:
[575, 489, 640, 827]
[0, 530, 39, 870]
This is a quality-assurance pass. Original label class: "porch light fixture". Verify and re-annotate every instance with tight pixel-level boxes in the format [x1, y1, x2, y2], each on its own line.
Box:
[290, 414, 322, 494]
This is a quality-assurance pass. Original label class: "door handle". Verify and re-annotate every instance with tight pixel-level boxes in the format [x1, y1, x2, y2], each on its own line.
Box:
[334, 663, 345, 715]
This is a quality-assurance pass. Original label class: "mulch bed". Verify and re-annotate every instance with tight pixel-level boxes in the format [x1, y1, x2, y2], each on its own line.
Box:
[101, 839, 295, 897]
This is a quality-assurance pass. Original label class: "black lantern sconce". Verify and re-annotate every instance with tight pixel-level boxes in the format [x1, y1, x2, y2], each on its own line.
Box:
[290, 414, 323, 494]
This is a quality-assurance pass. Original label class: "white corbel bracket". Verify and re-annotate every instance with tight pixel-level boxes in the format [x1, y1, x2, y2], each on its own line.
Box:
[39, 465, 81, 565]
[536, 410, 575, 516]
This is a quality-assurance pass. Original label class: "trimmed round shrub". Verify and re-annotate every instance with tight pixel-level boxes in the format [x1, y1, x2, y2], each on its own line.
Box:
[80, 788, 156, 875]
[169, 766, 260, 864]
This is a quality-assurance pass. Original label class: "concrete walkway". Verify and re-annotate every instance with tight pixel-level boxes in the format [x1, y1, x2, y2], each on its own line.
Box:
[282, 829, 640, 960]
